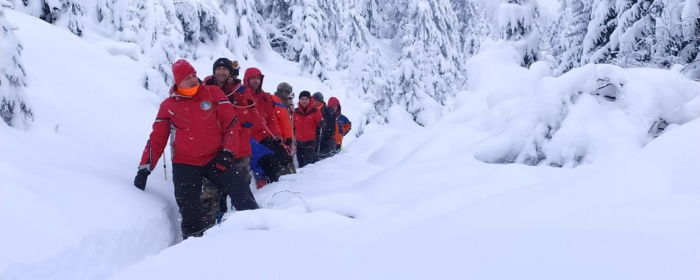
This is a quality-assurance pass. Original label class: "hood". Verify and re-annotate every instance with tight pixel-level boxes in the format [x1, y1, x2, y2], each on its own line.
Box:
[328, 97, 341, 114]
[243, 67, 264, 92]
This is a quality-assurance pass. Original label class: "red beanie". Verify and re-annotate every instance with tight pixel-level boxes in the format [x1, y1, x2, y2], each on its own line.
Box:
[172, 59, 196, 85]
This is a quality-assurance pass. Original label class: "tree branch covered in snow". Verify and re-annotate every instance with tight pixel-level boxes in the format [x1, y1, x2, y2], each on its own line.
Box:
[1, 3, 33, 129]
[7, 0, 700, 127]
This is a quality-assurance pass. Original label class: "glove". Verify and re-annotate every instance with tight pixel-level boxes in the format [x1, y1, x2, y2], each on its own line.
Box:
[134, 168, 151, 191]
[260, 136, 281, 150]
[213, 150, 235, 171]
[284, 138, 293, 146]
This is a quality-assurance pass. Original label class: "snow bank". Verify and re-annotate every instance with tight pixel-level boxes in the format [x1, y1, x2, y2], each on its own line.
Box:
[0, 8, 355, 279]
[106, 39, 699, 280]
[0, 11, 177, 280]
[466, 41, 700, 167]
[108, 85, 700, 280]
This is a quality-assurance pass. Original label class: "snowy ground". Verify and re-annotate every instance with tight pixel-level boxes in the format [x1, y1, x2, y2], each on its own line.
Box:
[2, 9, 700, 280]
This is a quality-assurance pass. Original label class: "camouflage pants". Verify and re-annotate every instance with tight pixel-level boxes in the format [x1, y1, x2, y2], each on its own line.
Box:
[201, 157, 252, 228]
[279, 162, 296, 176]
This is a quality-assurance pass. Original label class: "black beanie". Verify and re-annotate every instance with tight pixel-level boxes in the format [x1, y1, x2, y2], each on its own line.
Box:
[213, 58, 239, 76]
[299, 91, 311, 99]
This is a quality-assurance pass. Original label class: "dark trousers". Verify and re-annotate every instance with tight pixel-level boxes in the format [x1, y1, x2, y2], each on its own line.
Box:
[200, 157, 253, 229]
[259, 137, 293, 182]
[173, 161, 258, 238]
[296, 140, 318, 168]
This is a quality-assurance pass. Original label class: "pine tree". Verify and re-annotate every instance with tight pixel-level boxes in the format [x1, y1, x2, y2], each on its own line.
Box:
[557, 0, 592, 73]
[174, 0, 223, 49]
[582, 0, 618, 63]
[363, 0, 386, 37]
[261, 0, 293, 55]
[452, 0, 490, 57]
[336, 0, 372, 70]
[498, 0, 540, 67]
[1, 3, 34, 129]
[390, 0, 461, 125]
[680, 0, 700, 79]
[16, 0, 86, 37]
[318, 0, 342, 42]
[221, 0, 267, 60]
[613, 0, 657, 67]
[680, 0, 699, 64]
[295, 1, 329, 80]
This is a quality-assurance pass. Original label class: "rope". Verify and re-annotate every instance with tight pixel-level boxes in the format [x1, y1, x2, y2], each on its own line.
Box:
[265, 189, 311, 212]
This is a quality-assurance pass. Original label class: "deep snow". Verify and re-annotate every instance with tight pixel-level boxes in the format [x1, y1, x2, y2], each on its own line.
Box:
[2, 7, 700, 280]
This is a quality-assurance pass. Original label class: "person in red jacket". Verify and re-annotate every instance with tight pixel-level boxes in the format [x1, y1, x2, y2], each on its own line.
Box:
[200, 58, 250, 226]
[293, 91, 324, 167]
[133, 59, 259, 239]
[328, 97, 352, 153]
[272, 82, 296, 175]
[243, 68, 292, 186]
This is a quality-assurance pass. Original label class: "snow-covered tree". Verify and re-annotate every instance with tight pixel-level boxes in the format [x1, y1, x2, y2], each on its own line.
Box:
[262, 0, 329, 78]
[556, 0, 592, 74]
[539, 13, 564, 68]
[389, 0, 461, 125]
[336, 0, 372, 70]
[453, 0, 490, 57]
[13, 0, 85, 36]
[498, 0, 540, 67]
[680, 0, 700, 79]
[612, 0, 657, 67]
[221, 0, 268, 60]
[318, 0, 342, 42]
[295, 1, 329, 79]
[260, 0, 293, 55]
[582, 0, 618, 64]
[1, 3, 33, 129]
[174, 0, 223, 50]
[362, 0, 387, 37]
[347, 47, 387, 133]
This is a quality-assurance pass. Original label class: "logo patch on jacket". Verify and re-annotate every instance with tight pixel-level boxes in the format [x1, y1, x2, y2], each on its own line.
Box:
[201, 101, 213, 111]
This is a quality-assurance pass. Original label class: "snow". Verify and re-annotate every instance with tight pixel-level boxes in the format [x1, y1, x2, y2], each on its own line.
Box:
[3, 4, 700, 280]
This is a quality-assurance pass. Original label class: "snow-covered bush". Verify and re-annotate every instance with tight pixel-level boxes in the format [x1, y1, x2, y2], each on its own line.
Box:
[469, 42, 700, 167]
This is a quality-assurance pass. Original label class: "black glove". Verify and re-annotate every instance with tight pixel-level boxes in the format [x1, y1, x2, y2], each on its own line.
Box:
[134, 168, 150, 191]
[213, 150, 235, 171]
[260, 136, 281, 150]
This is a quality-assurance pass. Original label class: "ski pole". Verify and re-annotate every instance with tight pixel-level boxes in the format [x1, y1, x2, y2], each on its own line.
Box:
[163, 150, 168, 181]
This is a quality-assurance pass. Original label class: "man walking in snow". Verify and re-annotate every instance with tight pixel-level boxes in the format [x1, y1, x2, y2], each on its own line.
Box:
[242, 67, 292, 188]
[327, 97, 351, 153]
[312, 92, 337, 159]
[293, 91, 324, 167]
[199, 58, 250, 227]
[133, 59, 259, 239]
[273, 82, 296, 175]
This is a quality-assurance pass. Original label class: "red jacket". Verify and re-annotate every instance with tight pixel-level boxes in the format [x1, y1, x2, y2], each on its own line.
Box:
[293, 99, 323, 142]
[271, 95, 293, 140]
[139, 84, 240, 169]
[243, 68, 281, 141]
[327, 97, 351, 146]
[204, 75, 252, 158]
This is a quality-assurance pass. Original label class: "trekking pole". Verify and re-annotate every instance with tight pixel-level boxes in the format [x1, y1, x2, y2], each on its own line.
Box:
[163, 150, 168, 181]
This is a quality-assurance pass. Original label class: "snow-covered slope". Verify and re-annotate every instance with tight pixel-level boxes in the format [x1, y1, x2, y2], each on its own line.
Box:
[2, 5, 700, 280]
[109, 44, 699, 280]
[109, 100, 700, 280]
[0, 10, 348, 280]
[0, 10, 174, 280]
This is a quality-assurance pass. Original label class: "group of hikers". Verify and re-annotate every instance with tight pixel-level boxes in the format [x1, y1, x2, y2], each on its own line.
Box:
[132, 58, 351, 238]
